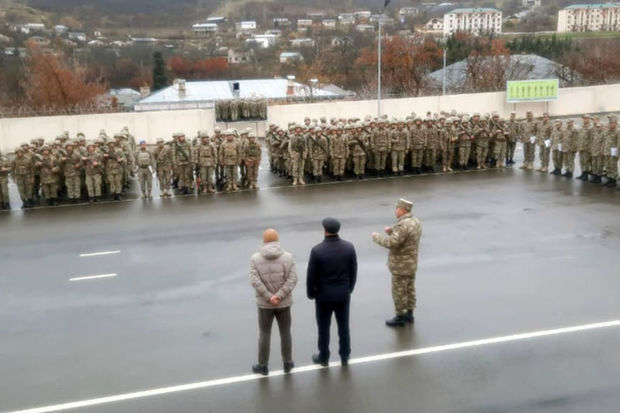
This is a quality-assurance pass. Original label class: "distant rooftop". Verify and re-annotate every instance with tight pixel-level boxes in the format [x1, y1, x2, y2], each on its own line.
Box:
[135, 79, 346, 111]
[447, 7, 501, 13]
[564, 3, 620, 9]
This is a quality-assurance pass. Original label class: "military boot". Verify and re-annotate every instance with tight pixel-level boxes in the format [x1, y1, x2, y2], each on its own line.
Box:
[605, 178, 617, 188]
[251, 364, 268, 376]
[577, 172, 588, 181]
[404, 310, 415, 324]
[283, 361, 295, 373]
[385, 315, 407, 327]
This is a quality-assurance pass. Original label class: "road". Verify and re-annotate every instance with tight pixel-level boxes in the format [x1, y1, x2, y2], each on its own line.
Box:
[1, 163, 620, 413]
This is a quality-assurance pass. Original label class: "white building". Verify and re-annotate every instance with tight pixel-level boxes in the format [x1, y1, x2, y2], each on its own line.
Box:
[290, 38, 315, 47]
[354, 11, 372, 20]
[399, 7, 419, 17]
[279, 52, 304, 64]
[297, 19, 313, 28]
[227, 49, 253, 64]
[246, 34, 277, 48]
[68, 32, 87, 42]
[443, 8, 502, 36]
[322, 19, 337, 28]
[193, 23, 218, 33]
[425, 18, 444, 31]
[54, 25, 69, 35]
[356, 24, 375, 32]
[557, 3, 620, 32]
[523, 0, 542, 8]
[338, 13, 356, 25]
[235, 21, 257, 32]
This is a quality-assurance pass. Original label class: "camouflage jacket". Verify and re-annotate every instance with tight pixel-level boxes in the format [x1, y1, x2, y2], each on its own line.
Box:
[373, 212, 422, 276]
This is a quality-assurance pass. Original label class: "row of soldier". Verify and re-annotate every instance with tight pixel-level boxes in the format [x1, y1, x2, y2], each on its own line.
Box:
[263, 111, 618, 186]
[215, 99, 268, 122]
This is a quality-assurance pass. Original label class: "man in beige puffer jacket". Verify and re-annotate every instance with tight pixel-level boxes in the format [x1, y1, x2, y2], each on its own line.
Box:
[250, 229, 298, 376]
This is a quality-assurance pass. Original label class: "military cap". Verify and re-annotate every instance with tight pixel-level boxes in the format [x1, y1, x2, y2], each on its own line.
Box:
[510, 111, 516, 115]
[29, 138, 37, 144]
[64, 140, 75, 147]
[462, 116, 470, 122]
[15, 146, 24, 153]
[608, 115, 617, 122]
[113, 133, 123, 138]
[177, 131, 186, 137]
[77, 132, 85, 137]
[554, 120, 562, 124]
[214, 127, 221, 133]
[225, 129, 236, 135]
[396, 198, 413, 212]
[95, 138, 104, 145]
[156, 138, 165, 143]
[248, 132, 256, 138]
[40, 144, 51, 151]
[492, 112, 499, 117]
[450, 109, 457, 116]
[37, 137, 44, 143]
[107, 140, 116, 145]
[543, 112, 549, 116]
[582, 114, 591, 119]
[473, 112, 481, 118]
[86, 141, 96, 147]
[567, 119, 574, 123]
[199, 131, 209, 138]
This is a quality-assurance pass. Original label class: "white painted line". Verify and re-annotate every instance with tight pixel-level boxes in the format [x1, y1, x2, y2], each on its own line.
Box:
[6, 319, 620, 413]
[79, 251, 121, 258]
[68, 273, 117, 282]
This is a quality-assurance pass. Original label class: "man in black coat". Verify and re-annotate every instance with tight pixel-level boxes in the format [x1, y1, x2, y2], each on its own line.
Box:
[307, 217, 357, 366]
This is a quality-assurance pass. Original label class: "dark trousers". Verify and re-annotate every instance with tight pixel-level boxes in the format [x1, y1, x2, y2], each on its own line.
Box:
[258, 307, 292, 366]
[315, 300, 350, 361]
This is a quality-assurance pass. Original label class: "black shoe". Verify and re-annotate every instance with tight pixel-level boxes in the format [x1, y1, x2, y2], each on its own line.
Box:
[591, 175, 602, 184]
[605, 179, 617, 188]
[72, 199, 78, 204]
[462, 165, 469, 170]
[21, 202, 27, 209]
[340, 357, 349, 366]
[93, 197, 99, 202]
[404, 310, 415, 324]
[561, 171, 570, 178]
[252, 364, 269, 376]
[385, 315, 407, 327]
[312, 354, 329, 367]
[283, 361, 295, 373]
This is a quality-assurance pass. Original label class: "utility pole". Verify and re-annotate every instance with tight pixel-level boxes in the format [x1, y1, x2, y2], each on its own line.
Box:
[442, 46, 447, 96]
[377, 13, 382, 117]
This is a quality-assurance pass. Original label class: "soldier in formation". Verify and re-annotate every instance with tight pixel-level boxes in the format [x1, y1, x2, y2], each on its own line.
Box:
[215, 99, 267, 122]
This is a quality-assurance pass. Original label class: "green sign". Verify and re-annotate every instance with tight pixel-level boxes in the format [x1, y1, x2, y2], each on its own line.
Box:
[506, 79, 559, 102]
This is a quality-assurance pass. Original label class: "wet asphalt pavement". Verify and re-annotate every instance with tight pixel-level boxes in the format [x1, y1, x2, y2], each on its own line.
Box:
[1, 150, 620, 413]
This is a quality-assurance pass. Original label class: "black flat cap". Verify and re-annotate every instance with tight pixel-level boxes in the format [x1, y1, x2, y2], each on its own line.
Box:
[322, 217, 341, 234]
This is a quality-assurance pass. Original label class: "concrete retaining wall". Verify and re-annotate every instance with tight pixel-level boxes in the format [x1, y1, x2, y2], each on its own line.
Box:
[1, 83, 618, 152]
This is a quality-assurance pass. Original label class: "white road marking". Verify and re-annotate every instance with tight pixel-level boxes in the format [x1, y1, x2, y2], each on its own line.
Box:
[79, 251, 121, 258]
[6, 319, 620, 413]
[68, 273, 117, 282]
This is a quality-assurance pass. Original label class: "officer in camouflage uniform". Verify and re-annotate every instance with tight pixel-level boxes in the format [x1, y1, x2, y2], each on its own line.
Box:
[506, 112, 520, 165]
[520, 111, 538, 171]
[244, 132, 262, 189]
[172, 132, 194, 195]
[307, 126, 329, 182]
[589, 119, 605, 184]
[603, 115, 619, 188]
[0, 150, 11, 209]
[372, 198, 422, 327]
[195, 132, 218, 193]
[550, 121, 564, 175]
[154, 138, 174, 197]
[219, 130, 241, 192]
[576, 114, 593, 181]
[561, 119, 578, 178]
[83, 141, 104, 202]
[104, 140, 126, 201]
[135, 141, 155, 199]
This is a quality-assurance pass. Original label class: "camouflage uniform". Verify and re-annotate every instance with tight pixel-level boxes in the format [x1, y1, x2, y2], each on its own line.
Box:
[473, 120, 490, 169]
[330, 127, 348, 179]
[83, 143, 104, 200]
[104, 143, 126, 199]
[219, 133, 241, 192]
[590, 123, 606, 182]
[373, 123, 390, 174]
[172, 135, 194, 194]
[458, 121, 473, 169]
[0, 151, 11, 208]
[423, 120, 438, 171]
[603, 117, 619, 187]
[506, 114, 520, 164]
[561, 121, 579, 177]
[520, 114, 538, 170]
[154, 139, 174, 197]
[409, 120, 425, 173]
[11, 149, 35, 207]
[537, 117, 553, 172]
[135, 145, 155, 198]
[244, 134, 262, 189]
[390, 123, 408, 174]
[195, 135, 218, 193]
[577, 116, 593, 180]
[373, 200, 422, 320]
[492, 120, 508, 168]
[289, 127, 307, 185]
[550, 122, 564, 175]
[349, 125, 369, 178]
[62, 145, 83, 202]
[307, 128, 329, 181]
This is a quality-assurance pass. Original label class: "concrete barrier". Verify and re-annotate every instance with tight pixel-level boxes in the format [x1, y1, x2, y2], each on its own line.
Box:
[1, 83, 619, 152]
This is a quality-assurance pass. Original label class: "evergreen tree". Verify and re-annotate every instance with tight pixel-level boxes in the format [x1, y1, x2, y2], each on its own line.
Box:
[152, 51, 168, 91]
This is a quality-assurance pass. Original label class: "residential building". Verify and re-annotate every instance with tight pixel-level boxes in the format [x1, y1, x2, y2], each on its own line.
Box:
[354, 11, 372, 20]
[279, 52, 304, 64]
[322, 19, 337, 28]
[523, 0, 542, 7]
[193, 23, 218, 33]
[54, 25, 69, 35]
[228, 49, 253, 64]
[307, 12, 325, 20]
[273, 17, 291, 27]
[297, 19, 313, 28]
[27, 36, 50, 47]
[557, 3, 620, 32]
[246, 34, 277, 48]
[235, 21, 257, 32]
[338, 13, 356, 25]
[399, 7, 419, 17]
[425, 18, 444, 31]
[206, 17, 227, 24]
[443, 8, 502, 36]
[331, 36, 353, 47]
[68, 32, 87, 42]
[290, 38, 315, 47]
[356, 24, 375, 32]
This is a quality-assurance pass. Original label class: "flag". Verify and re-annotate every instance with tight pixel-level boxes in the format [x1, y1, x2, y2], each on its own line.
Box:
[384, 0, 391, 9]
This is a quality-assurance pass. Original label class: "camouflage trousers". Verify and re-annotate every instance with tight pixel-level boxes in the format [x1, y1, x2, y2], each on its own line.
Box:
[246, 162, 259, 188]
[0, 176, 9, 204]
[223, 165, 239, 190]
[391, 151, 405, 172]
[423, 148, 437, 168]
[375, 150, 388, 171]
[410, 149, 424, 168]
[506, 141, 517, 161]
[476, 146, 488, 166]
[523, 142, 536, 163]
[157, 168, 172, 192]
[538, 144, 550, 169]
[177, 164, 193, 189]
[563, 151, 576, 172]
[41, 181, 58, 200]
[138, 168, 153, 196]
[552, 150, 563, 171]
[291, 155, 305, 180]
[458, 145, 471, 166]
[107, 171, 123, 195]
[605, 155, 618, 179]
[65, 175, 81, 200]
[14, 175, 33, 202]
[579, 151, 591, 173]
[494, 141, 506, 162]
[332, 157, 346, 176]
[198, 166, 215, 191]
[85, 174, 102, 198]
[352, 155, 366, 175]
[591, 156, 604, 176]
[311, 158, 326, 176]
[392, 273, 416, 315]
[441, 147, 454, 168]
